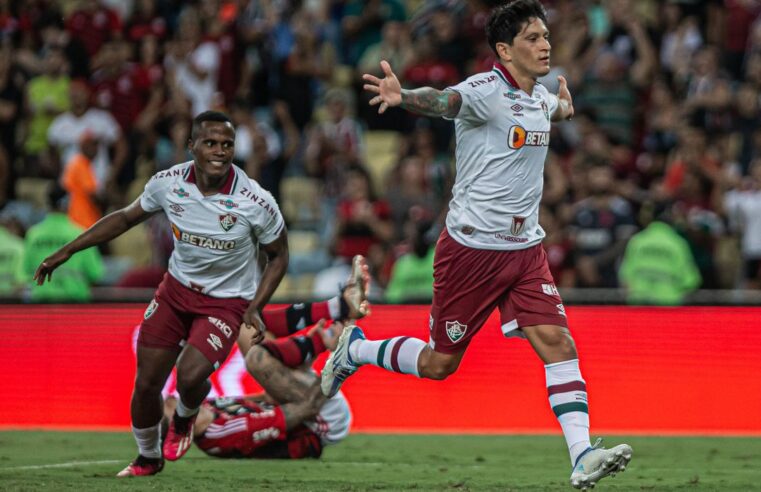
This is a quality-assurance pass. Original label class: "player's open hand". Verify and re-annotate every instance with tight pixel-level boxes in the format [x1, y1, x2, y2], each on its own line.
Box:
[362, 60, 402, 114]
[33, 250, 71, 285]
[309, 320, 345, 352]
[556, 75, 574, 120]
[241, 310, 266, 346]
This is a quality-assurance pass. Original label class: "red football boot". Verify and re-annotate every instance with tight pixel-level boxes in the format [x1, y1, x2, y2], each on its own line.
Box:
[162, 414, 197, 461]
[116, 455, 164, 477]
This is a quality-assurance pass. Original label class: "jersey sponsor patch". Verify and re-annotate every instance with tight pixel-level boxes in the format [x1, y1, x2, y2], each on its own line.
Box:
[172, 186, 190, 198]
[171, 223, 236, 250]
[144, 298, 159, 319]
[507, 126, 550, 149]
[542, 283, 559, 296]
[445, 320, 467, 343]
[510, 216, 526, 235]
[208, 316, 233, 338]
[541, 100, 550, 121]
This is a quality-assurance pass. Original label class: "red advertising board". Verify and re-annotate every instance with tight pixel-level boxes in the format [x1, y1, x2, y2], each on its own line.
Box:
[1, 305, 759, 435]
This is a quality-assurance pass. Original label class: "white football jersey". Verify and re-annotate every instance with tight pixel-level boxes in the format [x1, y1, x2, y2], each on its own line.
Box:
[140, 161, 284, 299]
[445, 63, 559, 250]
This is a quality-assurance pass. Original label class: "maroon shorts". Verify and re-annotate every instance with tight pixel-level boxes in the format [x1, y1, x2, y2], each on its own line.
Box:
[429, 229, 567, 354]
[138, 273, 250, 368]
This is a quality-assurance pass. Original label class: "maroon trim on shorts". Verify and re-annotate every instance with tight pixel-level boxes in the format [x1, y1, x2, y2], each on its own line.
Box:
[390, 337, 411, 373]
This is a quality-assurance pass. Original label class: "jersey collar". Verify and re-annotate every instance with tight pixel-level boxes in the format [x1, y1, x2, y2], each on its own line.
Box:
[492, 62, 520, 90]
[183, 163, 237, 195]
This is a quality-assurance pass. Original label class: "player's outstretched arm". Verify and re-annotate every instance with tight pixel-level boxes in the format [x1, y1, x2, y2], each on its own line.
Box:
[363, 60, 462, 118]
[33, 197, 154, 285]
[551, 75, 574, 121]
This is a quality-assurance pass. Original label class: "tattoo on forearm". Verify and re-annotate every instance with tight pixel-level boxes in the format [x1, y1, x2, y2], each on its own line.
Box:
[401, 88, 462, 118]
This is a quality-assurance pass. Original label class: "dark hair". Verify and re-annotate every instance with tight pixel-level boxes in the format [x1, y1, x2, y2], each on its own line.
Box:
[486, 0, 548, 53]
[48, 183, 68, 211]
[191, 111, 234, 140]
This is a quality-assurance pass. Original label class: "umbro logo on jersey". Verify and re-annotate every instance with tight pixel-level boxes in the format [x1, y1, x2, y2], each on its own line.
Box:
[169, 204, 184, 215]
[507, 125, 550, 149]
[511, 104, 524, 113]
[219, 213, 238, 231]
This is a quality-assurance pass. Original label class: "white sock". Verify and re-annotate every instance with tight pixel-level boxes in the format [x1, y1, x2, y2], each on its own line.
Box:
[350, 336, 426, 376]
[545, 359, 591, 466]
[132, 423, 161, 459]
[175, 398, 199, 418]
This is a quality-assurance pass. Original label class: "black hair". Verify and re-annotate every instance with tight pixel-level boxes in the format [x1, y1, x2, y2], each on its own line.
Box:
[486, 0, 548, 54]
[191, 111, 234, 140]
[47, 183, 68, 211]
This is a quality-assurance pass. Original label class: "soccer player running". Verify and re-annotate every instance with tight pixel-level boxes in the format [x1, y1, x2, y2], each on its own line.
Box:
[321, 1, 632, 489]
[167, 257, 370, 460]
[34, 111, 289, 477]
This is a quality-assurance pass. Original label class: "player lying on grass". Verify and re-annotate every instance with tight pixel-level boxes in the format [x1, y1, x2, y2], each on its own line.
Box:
[163, 319, 352, 459]
[119, 255, 370, 475]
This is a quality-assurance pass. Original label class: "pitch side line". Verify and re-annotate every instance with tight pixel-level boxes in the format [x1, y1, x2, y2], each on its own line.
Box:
[0, 460, 122, 471]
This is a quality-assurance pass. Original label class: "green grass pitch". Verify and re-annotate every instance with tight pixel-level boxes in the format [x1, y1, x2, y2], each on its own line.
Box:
[0, 431, 759, 491]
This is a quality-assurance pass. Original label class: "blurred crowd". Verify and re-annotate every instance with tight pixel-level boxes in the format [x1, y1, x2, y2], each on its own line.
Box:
[1, 0, 760, 304]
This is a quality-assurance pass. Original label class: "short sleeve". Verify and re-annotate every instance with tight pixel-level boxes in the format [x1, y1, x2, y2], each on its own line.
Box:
[444, 78, 496, 125]
[140, 174, 166, 213]
[251, 188, 285, 245]
[544, 91, 560, 118]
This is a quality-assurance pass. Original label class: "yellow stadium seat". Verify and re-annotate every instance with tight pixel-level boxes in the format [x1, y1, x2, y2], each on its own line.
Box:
[280, 177, 321, 227]
[364, 130, 401, 195]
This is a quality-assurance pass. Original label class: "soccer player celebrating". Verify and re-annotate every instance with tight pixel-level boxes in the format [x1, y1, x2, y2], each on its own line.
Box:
[34, 111, 288, 477]
[321, 1, 632, 489]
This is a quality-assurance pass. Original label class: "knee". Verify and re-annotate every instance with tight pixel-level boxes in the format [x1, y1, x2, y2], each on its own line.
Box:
[553, 331, 577, 358]
[133, 374, 164, 398]
[245, 345, 268, 378]
[175, 365, 208, 394]
[537, 327, 577, 359]
[419, 357, 459, 381]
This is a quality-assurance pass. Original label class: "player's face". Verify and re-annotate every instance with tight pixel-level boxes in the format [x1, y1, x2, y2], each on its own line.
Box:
[190, 121, 236, 180]
[502, 18, 551, 79]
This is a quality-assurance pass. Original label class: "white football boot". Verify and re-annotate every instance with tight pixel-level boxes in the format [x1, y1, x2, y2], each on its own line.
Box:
[320, 325, 365, 397]
[570, 439, 633, 490]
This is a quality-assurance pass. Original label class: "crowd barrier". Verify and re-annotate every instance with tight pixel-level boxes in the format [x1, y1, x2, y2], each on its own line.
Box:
[1, 305, 759, 435]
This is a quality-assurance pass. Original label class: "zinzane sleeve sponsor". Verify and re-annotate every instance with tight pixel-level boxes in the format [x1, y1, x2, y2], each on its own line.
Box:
[248, 184, 285, 245]
[444, 75, 497, 125]
[139, 172, 167, 213]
